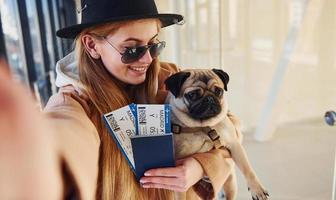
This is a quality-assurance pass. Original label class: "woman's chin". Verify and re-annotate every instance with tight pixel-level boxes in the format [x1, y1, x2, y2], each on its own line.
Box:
[124, 75, 146, 85]
[127, 69, 147, 84]
[130, 79, 146, 85]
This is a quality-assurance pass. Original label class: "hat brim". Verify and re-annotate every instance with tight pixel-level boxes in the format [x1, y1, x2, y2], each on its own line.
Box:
[56, 14, 184, 39]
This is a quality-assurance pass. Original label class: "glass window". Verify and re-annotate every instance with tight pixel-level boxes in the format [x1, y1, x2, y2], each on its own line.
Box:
[158, 0, 221, 67]
[159, 1, 336, 199]
[41, 0, 56, 70]
[25, 0, 46, 80]
[0, 0, 29, 85]
[41, 0, 57, 95]
[26, 0, 53, 106]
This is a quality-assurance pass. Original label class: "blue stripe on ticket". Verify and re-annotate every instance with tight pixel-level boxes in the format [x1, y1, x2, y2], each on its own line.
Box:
[129, 103, 138, 135]
[164, 104, 171, 133]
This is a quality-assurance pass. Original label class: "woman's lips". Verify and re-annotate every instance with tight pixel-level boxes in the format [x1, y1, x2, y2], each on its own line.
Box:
[128, 66, 148, 74]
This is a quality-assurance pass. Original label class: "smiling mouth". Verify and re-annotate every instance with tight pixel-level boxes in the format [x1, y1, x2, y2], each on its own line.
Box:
[128, 66, 148, 73]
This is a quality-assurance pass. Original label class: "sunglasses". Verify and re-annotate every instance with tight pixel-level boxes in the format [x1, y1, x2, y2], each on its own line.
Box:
[102, 36, 166, 64]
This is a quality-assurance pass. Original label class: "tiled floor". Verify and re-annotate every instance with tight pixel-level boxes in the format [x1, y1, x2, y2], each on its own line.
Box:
[234, 118, 336, 200]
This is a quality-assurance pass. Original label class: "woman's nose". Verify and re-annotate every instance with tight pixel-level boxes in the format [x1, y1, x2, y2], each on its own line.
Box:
[138, 49, 153, 64]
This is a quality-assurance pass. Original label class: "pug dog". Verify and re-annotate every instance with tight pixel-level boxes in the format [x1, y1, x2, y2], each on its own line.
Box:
[164, 69, 269, 200]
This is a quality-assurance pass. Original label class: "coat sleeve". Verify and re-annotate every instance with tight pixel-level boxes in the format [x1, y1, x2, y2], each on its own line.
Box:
[190, 148, 232, 199]
[44, 88, 100, 200]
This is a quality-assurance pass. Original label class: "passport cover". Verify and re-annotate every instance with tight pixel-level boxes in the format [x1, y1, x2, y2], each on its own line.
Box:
[131, 133, 176, 180]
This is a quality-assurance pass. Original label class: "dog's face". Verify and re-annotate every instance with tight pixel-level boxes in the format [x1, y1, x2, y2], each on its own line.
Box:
[165, 69, 229, 126]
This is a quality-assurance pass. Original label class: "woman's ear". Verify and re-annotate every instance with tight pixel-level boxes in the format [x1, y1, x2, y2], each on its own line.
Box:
[82, 34, 101, 59]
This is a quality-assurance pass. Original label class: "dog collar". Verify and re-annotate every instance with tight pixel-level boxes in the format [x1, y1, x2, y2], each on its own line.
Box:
[171, 124, 223, 149]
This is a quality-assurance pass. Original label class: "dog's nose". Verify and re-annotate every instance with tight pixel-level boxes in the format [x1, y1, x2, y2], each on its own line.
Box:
[204, 96, 215, 104]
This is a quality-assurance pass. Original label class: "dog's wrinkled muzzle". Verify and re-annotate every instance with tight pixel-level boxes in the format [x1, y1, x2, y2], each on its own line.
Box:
[188, 95, 221, 120]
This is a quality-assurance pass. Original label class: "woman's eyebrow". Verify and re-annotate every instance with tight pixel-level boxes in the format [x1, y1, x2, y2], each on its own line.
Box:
[123, 34, 159, 42]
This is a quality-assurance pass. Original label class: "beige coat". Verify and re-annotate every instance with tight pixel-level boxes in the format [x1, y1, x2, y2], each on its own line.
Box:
[44, 60, 241, 200]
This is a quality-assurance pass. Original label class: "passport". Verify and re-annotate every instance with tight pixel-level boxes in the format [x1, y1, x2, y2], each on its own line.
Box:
[131, 133, 175, 180]
[103, 104, 175, 181]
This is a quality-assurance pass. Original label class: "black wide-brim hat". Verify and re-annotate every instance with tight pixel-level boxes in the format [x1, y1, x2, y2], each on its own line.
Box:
[56, 0, 184, 39]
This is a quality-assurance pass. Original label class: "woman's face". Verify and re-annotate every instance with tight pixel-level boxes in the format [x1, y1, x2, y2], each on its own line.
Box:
[95, 20, 160, 85]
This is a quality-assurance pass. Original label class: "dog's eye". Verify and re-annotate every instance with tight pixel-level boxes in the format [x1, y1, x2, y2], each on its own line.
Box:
[214, 87, 223, 97]
[185, 89, 201, 101]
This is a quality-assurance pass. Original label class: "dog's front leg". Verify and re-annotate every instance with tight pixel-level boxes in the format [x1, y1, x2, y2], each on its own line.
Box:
[223, 141, 269, 200]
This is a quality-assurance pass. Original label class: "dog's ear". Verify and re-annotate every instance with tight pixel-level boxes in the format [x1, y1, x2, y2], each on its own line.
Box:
[212, 69, 229, 91]
[164, 71, 191, 97]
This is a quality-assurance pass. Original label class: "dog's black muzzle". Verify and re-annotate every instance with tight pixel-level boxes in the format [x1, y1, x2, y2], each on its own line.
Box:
[188, 95, 221, 120]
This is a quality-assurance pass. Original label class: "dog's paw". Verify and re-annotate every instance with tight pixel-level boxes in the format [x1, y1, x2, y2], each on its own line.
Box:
[248, 182, 269, 200]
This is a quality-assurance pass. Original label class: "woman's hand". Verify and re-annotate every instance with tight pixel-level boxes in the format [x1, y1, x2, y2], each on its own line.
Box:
[0, 61, 61, 199]
[140, 156, 204, 192]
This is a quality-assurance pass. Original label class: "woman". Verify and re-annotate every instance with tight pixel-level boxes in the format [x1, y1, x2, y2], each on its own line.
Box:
[1, 0, 238, 199]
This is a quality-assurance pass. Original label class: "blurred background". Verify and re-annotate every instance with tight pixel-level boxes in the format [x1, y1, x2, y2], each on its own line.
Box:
[0, 0, 335, 199]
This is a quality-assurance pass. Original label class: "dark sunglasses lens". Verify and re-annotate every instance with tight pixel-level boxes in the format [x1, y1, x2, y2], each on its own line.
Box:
[121, 41, 166, 64]
[121, 47, 147, 64]
[150, 42, 165, 58]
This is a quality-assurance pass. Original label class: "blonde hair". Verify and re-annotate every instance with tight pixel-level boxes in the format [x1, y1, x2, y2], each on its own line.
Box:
[75, 19, 174, 199]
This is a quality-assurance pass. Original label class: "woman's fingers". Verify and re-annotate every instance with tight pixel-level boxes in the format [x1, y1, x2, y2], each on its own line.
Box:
[140, 176, 184, 188]
[142, 182, 188, 192]
[0, 63, 40, 139]
[141, 164, 188, 190]
[144, 165, 186, 177]
[141, 157, 204, 192]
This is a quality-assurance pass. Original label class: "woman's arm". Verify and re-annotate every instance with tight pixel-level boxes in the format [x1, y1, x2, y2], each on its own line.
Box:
[0, 61, 100, 200]
[0, 63, 61, 199]
[138, 147, 231, 190]
[44, 86, 100, 200]
[139, 156, 205, 192]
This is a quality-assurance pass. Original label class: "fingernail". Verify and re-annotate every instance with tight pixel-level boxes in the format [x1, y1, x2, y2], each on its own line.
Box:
[140, 179, 145, 183]
[144, 172, 150, 176]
